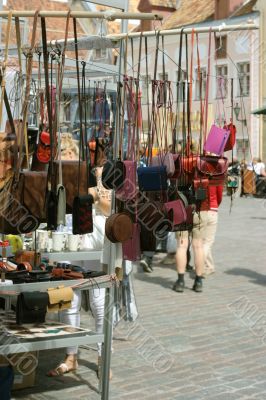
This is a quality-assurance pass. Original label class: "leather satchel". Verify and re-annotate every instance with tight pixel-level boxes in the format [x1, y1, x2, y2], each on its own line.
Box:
[72, 194, 94, 235]
[137, 165, 168, 191]
[105, 212, 133, 243]
[16, 291, 49, 324]
[115, 160, 137, 201]
[197, 156, 229, 186]
[0, 170, 47, 234]
[164, 199, 187, 228]
[122, 222, 141, 261]
[47, 286, 74, 312]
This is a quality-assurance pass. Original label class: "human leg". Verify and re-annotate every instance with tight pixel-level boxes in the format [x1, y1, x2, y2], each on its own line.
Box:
[203, 211, 218, 274]
[47, 290, 81, 376]
[173, 231, 189, 292]
[191, 213, 206, 292]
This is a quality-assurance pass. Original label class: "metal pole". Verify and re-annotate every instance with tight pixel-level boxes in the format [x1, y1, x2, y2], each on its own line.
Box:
[101, 2, 128, 398]
[109, 22, 259, 40]
[0, 10, 162, 20]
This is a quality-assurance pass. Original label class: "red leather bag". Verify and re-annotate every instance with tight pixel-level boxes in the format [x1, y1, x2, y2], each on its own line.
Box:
[224, 123, 236, 151]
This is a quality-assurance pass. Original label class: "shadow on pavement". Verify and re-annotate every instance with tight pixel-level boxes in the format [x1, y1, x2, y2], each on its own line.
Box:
[225, 268, 266, 286]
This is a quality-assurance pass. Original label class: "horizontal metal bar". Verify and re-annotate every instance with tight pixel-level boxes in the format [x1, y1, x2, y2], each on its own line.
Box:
[0, 332, 104, 355]
[0, 10, 162, 20]
[109, 23, 259, 40]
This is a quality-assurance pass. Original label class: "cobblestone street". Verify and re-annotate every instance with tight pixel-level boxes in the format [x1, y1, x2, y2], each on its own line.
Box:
[12, 196, 266, 400]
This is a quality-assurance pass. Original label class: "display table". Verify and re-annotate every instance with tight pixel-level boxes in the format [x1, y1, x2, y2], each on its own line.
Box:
[0, 312, 104, 355]
[42, 250, 102, 262]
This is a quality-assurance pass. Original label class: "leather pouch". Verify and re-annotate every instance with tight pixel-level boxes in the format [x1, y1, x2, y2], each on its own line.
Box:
[16, 291, 49, 324]
[105, 212, 133, 243]
[122, 222, 141, 261]
[72, 194, 94, 235]
[102, 160, 125, 190]
[47, 286, 74, 312]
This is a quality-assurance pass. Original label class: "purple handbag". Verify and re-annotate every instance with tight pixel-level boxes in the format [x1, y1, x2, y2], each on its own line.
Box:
[116, 160, 137, 200]
[203, 124, 230, 156]
[122, 223, 141, 261]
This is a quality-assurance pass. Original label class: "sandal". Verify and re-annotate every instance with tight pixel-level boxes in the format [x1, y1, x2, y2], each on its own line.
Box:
[47, 360, 78, 377]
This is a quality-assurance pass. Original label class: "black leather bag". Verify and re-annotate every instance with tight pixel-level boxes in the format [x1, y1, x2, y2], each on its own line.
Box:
[16, 291, 49, 324]
[72, 194, 94, 235]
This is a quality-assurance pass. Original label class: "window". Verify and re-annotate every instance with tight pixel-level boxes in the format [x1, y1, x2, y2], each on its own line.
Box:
[216, 65, 228, 98]
[215, 35, 227, 59]
[195, 67, 207, 100]
[158, 72, 168, 81]
[237, 62, 250, 96]
[94, 48, 107, 60]
[176, 70, 187, 102]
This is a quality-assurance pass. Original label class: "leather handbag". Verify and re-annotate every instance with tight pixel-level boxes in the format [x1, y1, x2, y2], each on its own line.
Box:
[197, 155, 229, 186]
[164, 199, 187, 228]
[115, 160, 137, 201]
[105, 212, 133, 243]
[193, 178, 209, 201]
[47, 286, 74, 312]
[224, 122, 236, 151]
[122, 222, 141, 261]
[102, 160, 125, 190]
[15, 249, 40, 268]
[137, 165, 168, 191]
[72, 194, 94, 235]
[203, 124, 230, 156]
[53, 160, 90, 213]
[151, 152, 175, 177]
[16, 291, 49, 324]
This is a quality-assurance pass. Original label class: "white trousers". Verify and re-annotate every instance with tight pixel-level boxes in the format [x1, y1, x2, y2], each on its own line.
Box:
[57, 288, 106, 355]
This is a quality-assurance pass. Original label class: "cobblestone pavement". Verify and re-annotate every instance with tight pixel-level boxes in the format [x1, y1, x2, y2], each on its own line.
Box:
[12, 196, 266, 400]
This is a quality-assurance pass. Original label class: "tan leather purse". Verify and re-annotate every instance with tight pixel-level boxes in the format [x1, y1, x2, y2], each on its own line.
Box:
[105, 212, 133, 243]
[47, 286, 74, 312]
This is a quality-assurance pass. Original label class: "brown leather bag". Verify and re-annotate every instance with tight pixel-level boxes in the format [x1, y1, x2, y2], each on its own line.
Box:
[47, 285, 74, 312]
[0, 170, 47, 234]
[105, 212, 133, 243]
[15, 250, 41, 268]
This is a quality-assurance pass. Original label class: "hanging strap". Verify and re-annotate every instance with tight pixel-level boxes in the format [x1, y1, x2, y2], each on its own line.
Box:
[132, 32, 143, 162]
[189, 28, 195, 112]
[173, 28, 184, 153]
[15, 12, 38, 178]
[204, 28, 212, 143]
[0, 11, 12, 129]
[143, 36, 150, 161]
[57, 12, 71, 186]
[73, 17, 85, 197]
[41, 16, 54, 187]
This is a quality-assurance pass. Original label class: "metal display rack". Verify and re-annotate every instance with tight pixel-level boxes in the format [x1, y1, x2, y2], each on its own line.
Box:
[0, 8, 161, 400]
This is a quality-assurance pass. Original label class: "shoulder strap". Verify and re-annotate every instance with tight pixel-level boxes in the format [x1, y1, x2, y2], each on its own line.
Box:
[16, 11, 39, 177]
[0, 11, 12, 129]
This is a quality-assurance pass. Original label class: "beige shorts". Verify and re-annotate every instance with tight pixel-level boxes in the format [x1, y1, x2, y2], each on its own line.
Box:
[175, 211, 209, 241]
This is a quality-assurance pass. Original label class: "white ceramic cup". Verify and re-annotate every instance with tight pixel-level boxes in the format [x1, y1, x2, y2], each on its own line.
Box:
[52, 232, 67, 252]
[37, 230, 49, 251]
[67, 234, 81, 252]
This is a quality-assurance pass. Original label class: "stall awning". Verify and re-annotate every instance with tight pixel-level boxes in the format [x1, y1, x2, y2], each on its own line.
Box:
[252, 106, 266, 115]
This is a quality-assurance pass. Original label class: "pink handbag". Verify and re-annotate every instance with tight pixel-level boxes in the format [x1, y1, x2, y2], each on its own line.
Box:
[115, 160, 137, 201]
[203, 124, 230, 156]
[151, 152, 175, 177]
[165, 199, 187, 227]
[122, 223, 141, 261]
